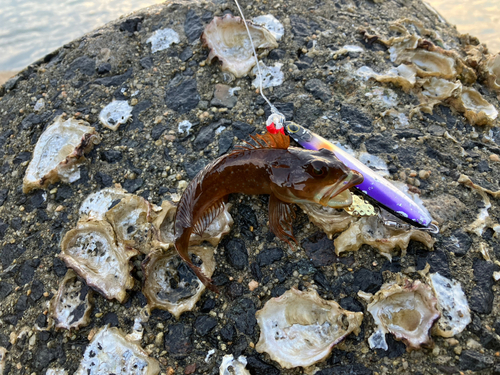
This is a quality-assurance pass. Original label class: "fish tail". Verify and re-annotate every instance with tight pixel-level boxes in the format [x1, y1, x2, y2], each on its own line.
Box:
[175, 235, 219, 293]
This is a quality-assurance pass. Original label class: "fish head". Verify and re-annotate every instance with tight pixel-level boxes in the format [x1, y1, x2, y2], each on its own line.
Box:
[269, 147, 364, 208]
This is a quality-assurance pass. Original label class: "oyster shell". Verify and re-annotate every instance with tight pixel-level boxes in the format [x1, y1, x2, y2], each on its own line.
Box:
[362, 277, 440, 350]
[220, 355, 250, 375]
[105, 194, 154, 254]
[46, 369, 68, 375]
[74, 325, 160, 375]
[0, 347, 6, 375]
[142, 246, 216, 318]
[484, 53, 500, 91]
[255, 288, 363, 369]
[153, 200, 233, 249]
[99, 100, 132, 131]
[79, 187, 129, 221]
[23, 116, 100, 193]
[49, 270, 94, 330]
[59, 220, 138, 302]
[429, 272, 471, 337]
[334, 215, 434, 260]
[298, 203, 355, 239]
[357, 64, 417, 92]
[450, 86, 498, 126]
[201, 14, 278, 78]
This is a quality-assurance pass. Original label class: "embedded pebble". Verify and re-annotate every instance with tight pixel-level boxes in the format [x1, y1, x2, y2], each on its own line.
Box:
[147, 28, 180, 53]
[99, 100, 133, 131]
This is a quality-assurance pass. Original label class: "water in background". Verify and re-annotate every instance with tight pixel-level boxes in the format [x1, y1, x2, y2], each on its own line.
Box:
[0, 0, 498, 72]
[0, 0, 164, 71]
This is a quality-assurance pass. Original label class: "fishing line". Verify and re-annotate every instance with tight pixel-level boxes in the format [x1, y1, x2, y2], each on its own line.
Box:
[233, 0, 285, 124]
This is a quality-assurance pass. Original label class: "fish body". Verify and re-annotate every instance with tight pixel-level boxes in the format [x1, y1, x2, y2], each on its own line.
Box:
[285, 122, 434, 227]
[174, 132, 363, 291]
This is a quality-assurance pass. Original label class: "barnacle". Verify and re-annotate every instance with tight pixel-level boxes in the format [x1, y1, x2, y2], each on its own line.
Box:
[255, 288, 363, 369]
[201, 14, 278, 78]
[219, 355, 251, 375]
[74, 325, 160, 375]
[142, 246, 216, 318]
[23, 116, 100, 193]
[59, 220, 138, 302]
[361, 277, 440, 350]
[49, 270, 94, 330]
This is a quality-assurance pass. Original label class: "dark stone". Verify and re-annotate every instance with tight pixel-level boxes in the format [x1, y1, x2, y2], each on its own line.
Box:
[428, 124, 446, 136]
[317, 364, 373, 375]
[296, 56, 313, 70]
[15, 259, 39, 285]
[97, 63, 111, 74]
[459, 350, 494, 371]
[200, 298, 216, 313]
[0, 188, 8, 206]
[140, 56, 153, 69]
[94, 68, 133, 87]
[65, 56, 95, 78]
[232, 121, 256, 140]
[220, 323, 236, 342]
[0, 220, 7, 240]
[165, 76, 200, 113]
[132, 100, 152, 116]
[30, 279, 44, 302]
[340, 105, 373, 133]
[194, 315, 217, 336]
[194, 123, 218, 151]
[184, 10, 204, 43]
[4, 75, 22, 91]
[101, 150, 122, 163]
[426, 146, 457, 168]
[296, 259, 316, 275]
[164, 323, 193, 358]
[15, 294, 29, 313]
[290, 16, 311, 39]
[352, 268, 383, 294]
[301, 232, 336, 267]
[230, 335, 248, 358]
[480, 331, 500, 350]
[469, 259, 497, 314]
[123, 178, 143, 193]
[0, 244, 26, 268]
[180, 47, 193, 62]
[36, 313, 48, 328]
[119, 17, 142, 34]
[348, 134, 365, 148]
[271, 285, 287, 297]
[314, 271, 332, 291]
[13, 151, 32, 164]
[415, 248, 451, 279]
[305, 79, 332, 102]
[21, 113, 42, 130]
[257, 247, 283, 267]
[11, 217, 22, 230]
[225, 239, 248, 270]
[250, 262, 262, 281]
[30, 189, 46, 209]
[52, 257, 67, 277]
[184, 158, 208, 179]
[0, 281, 13, 300]
[218, 132, 233, 156]
[442, 230, 472, 256]
[95, 172, 113, 188]
[394, 129, 424, 138]
[55, 185, 73, 202]
[268, 49, 286, 60]
[226, 281, 244, 300]
[228, 298, 257, 335]
[477, 160, 492, 173]
[149, 309, 172, 322]
[151, 124, 167, 140]
[101, 312, 119, 327]
[340, 297, 364, 313]
[376, 334, 406, 359]
[212, 273, 230, 286]
[246, 355, 280, 375]
[263, 102, 294, 121]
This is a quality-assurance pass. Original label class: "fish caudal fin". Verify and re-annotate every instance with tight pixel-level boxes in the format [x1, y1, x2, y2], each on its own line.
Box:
[268, 194, 297, 247]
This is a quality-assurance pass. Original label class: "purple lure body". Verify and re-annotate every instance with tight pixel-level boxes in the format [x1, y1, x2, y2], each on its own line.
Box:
[285, 123, 433, 228]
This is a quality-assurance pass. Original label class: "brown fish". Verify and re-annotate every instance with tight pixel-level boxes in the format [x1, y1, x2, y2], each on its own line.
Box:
[174, 132, 363, 291]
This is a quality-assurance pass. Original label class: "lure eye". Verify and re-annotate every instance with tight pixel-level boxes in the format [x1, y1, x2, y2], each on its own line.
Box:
[286, 123, 299, 133]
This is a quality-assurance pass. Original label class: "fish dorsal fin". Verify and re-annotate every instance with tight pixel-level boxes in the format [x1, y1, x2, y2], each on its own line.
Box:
[233, 131, 290, 153]
[192, 198, 226, 237]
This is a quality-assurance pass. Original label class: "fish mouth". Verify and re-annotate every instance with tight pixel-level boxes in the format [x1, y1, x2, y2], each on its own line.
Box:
[318, 170, 364, 208]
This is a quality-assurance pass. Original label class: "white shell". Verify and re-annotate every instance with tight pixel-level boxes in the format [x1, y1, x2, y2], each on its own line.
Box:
[142, 246, 216, 319]
[46, 369, 68, 375]
[251, 15, 284, 41]
[484, 53, 500, 90]
[59, 220, 138, 302]
[0, 347, 6, 375]
[74, 325, 160, 375]
[99, 100, 133, 131]
[49, 270, 94, 330]
[23, 116, 99, 193]
[220, 355, 250, 375]
[202, 14, 278, 78]
[255, 288, 363, 369]
[79, 187, 129, 221]
[356, 64, 417, 92]
[147, 28, 180, 53]
[454, 86, 498, 126]
[364, 277, 440, 350]
[252, 62, 284, 89]
[429, 272, 471, 337]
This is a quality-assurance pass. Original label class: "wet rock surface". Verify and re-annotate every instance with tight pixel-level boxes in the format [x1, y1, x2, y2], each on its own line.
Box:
[0, 0, 499, 374]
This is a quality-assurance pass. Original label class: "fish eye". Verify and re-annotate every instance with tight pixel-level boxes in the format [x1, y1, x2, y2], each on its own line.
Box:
[309, 161, 327, 177]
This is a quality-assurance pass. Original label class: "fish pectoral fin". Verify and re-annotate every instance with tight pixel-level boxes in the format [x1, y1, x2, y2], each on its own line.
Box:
[192, 198, 225, 237]
[268, 194, 297, 246]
